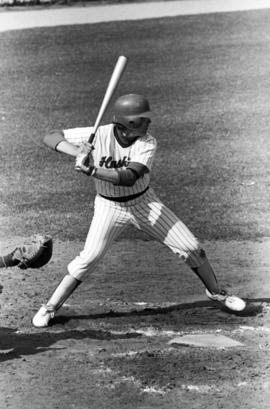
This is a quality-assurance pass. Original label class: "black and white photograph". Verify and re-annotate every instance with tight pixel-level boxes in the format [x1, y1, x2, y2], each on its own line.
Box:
[0, 0, 270, 408]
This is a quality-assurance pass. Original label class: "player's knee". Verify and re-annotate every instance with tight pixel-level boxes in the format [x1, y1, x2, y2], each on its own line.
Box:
[67, 249, 103, 281]
[67, 259, 92, 281]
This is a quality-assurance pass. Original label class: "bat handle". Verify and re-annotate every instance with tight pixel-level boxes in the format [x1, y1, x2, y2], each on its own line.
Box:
[88, 132, 96, 144]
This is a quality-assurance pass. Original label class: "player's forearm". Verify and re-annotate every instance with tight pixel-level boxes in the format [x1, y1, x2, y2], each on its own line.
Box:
[43, 131, 79, 156]
[56, 140, 79, 156]
[93, 168, 137, 186]
[93, 168, 120, 184]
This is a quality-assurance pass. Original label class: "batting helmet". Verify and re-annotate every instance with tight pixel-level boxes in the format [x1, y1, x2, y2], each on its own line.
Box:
[113, 94, 151, 130]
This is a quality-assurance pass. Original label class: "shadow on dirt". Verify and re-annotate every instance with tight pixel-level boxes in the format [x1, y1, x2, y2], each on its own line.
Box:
[0, 298, 267, 364]
[0, 326, 141, 363]
[53, 297, 267, 323]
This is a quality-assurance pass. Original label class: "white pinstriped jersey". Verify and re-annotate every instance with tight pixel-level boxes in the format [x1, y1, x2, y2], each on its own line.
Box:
[63, 124, 157, 197]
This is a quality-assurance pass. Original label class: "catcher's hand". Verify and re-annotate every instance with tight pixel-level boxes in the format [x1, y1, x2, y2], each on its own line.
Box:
[75, 142, 96, 175]
[12, 234, 53, 269]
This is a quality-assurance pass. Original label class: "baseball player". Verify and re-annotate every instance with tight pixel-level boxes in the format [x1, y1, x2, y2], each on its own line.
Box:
[32, 94, 246, 328]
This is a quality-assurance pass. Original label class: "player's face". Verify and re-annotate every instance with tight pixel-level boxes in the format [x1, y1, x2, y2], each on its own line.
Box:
[118, 118, 151, 142]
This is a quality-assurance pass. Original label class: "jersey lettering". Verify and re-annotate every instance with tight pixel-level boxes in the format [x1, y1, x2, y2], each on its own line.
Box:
[99, 156, 131, 169]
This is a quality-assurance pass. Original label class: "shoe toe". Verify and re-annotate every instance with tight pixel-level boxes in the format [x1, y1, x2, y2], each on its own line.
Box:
[32, 315, 47, 328]
[225, 296, 246, 312]
[32, 307, 50, 328]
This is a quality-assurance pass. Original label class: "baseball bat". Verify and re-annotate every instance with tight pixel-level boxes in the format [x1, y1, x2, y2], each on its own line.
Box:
[88, 55, 128, 144]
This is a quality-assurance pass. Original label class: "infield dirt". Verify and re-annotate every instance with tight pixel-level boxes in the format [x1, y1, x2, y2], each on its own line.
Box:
[0, 236, 270, 409]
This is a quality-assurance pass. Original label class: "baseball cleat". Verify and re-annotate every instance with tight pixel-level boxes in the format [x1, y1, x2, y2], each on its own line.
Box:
[205, 289, 246, 312]
[32, 304, 56, 328]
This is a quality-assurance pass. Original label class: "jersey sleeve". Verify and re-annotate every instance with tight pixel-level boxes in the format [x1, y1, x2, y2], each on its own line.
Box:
[130, 134, 157, 171]
[63, 127, 94, 146]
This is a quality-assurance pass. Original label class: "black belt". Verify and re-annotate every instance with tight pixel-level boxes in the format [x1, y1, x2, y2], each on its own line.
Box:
[100, 187, 149, 203]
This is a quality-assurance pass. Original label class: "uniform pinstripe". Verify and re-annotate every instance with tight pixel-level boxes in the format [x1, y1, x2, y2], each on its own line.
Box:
[64, 123, 205, 281]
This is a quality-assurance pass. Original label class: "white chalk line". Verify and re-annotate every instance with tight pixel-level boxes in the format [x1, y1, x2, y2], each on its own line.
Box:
[110, 325, 270, 338]
[14, 324, 270, 338]
[233, 325, 270, 333]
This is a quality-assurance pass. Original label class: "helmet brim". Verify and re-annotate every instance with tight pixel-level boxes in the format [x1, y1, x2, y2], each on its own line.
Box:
[124, 110, 152, 120]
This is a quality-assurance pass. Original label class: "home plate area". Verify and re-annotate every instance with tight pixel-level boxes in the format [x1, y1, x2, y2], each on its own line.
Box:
[168, 333, 244, 348]
[37, 299, 268, 359]
[1, 298, 269, 408]
[50, 298, 268, 349]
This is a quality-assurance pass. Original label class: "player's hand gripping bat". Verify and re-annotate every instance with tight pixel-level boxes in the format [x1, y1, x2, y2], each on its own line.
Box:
[75, 55, 128, 174]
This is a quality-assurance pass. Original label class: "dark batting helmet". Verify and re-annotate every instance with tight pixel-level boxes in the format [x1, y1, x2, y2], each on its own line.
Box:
[113, 94, 151, 130]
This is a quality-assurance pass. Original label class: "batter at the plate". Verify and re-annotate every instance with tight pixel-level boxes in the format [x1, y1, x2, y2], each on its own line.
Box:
[32, 93, 246, 327]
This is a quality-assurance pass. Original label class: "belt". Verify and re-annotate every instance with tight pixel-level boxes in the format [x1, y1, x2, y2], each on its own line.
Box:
[99, 186, 149, 203]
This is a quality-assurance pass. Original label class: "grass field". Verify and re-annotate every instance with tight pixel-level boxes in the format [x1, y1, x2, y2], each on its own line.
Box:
[0, 7, 270, 409]
[1, 9, 270, 241]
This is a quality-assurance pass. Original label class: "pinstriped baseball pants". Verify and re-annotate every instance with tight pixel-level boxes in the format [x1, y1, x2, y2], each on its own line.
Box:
[68, 188, 205, 281]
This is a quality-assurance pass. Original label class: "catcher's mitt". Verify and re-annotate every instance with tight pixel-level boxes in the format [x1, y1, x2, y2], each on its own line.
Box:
[13, 234, 53, 269]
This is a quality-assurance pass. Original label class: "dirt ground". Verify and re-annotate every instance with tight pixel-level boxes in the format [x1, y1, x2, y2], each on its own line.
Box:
[0, 237, 270, 409]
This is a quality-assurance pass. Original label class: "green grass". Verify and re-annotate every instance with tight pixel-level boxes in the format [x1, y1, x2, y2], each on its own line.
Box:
[1, 9, 270, 241]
